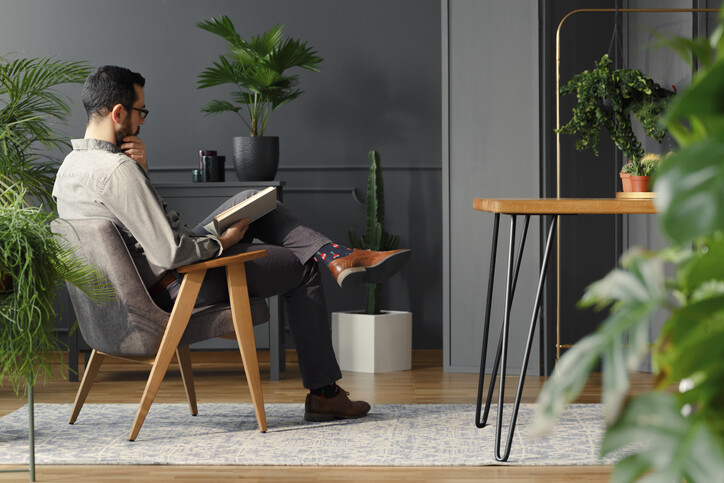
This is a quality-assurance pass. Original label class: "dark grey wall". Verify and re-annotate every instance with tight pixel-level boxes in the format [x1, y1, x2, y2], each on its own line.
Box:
[0, 0, 442, 348]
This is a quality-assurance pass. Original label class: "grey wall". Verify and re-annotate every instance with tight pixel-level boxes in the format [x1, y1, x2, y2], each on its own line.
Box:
[0, 0, 442, 349]
[443, 0, 541, 373]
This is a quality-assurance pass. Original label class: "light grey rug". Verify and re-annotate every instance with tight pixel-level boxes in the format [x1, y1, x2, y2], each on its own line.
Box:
[0, 403, 630, 466]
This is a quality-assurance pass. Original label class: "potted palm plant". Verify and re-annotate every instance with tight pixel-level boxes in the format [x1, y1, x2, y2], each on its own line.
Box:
[196, 15, 323, 181]
[331, 151, 412, 373]
[557, 54, 675, 192]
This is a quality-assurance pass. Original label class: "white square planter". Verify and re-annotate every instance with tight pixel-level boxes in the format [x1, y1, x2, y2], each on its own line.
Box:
[331, 310, 412, 373]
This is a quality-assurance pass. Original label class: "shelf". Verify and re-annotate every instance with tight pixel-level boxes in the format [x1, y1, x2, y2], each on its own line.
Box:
[616, 191, 656, 199]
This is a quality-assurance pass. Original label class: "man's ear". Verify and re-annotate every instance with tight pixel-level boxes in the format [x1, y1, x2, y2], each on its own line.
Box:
[110, 104, 125, 125]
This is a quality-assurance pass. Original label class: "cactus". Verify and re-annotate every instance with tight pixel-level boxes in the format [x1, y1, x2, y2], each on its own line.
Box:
[348, 150, 400, 315]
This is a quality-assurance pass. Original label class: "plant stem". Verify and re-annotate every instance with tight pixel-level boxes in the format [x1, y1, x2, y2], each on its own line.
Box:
[28, 381, 35, 482]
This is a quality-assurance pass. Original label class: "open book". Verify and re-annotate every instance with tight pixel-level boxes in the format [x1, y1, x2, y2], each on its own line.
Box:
[204, 186, 277, 236]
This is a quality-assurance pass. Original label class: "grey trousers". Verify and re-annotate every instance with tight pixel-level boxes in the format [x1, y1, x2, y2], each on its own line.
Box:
[161, 190, 342, 389]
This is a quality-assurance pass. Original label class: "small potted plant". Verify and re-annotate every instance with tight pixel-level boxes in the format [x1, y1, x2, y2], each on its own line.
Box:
[196, 15, 323, 181]
[331, 151, 411, 373]
[620, 161, 636, 192]
[557, 54, 675, 188]
[629, 153, 664, 192]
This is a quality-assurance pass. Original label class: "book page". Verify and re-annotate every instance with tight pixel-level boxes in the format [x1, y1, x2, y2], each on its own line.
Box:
[203, 186, 277, 236]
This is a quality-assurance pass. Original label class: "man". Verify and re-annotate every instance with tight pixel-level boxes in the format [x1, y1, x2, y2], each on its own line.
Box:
[53, 65, 410, 422]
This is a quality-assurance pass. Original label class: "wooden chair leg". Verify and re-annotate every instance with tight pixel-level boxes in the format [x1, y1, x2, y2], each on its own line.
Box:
[69, 350, 105, 424]
[227, 263, 267, 433]
[176, 346, 198, 416]
[128, 270, 205, 441]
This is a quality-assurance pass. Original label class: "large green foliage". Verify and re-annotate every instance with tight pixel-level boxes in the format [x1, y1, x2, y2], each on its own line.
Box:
[534, 16, 724, 483]
[196, 15, 322, 136]
[348, 151, 400, 315]
[0, 186, 114, 393]
[557, 54, 675, 163]
[0, 55, 89, 209]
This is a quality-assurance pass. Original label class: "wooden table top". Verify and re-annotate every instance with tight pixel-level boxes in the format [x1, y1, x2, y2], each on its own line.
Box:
[473, 198, 657, 215]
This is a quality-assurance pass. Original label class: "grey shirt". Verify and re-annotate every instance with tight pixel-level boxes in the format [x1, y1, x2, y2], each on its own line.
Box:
[53, 138, 223, 288]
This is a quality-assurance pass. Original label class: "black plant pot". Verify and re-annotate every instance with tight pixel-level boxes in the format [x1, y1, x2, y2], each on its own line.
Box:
[232, 136, 279, 181]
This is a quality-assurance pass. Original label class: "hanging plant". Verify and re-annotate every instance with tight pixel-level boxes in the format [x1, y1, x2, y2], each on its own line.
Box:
[557, 54, 675, 163]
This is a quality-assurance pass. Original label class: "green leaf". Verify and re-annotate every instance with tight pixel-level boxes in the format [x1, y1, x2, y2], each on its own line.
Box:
[268, 37, 323, 73]
[200, 99, 240, 115]
[248, 66, 284, 90]
[677, 236, 724, 297]
[664, 58, 724, 127]
[249, 24, 283, 57]
[610, 454, 652, 483]
[0, 186, 113, 394]
[654, 136, 724, 244]
[532, 333, 603, 435]
[195, 15, 243, 47]
[602, 393, 724, 483]
[534, 253, 667, 433]
[654, 295, 724, 386]
[197, 56, 241, 89]
[0, 54, 89, 208]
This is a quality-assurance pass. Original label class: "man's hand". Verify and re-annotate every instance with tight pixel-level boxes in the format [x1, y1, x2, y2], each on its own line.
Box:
[121, 135, 148, 173]
[218, 218, 250, 251]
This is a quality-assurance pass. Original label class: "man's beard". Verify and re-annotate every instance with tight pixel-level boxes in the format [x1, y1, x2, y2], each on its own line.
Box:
[115, 119, 140, 147]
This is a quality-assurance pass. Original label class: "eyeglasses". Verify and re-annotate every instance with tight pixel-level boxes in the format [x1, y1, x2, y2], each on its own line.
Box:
[130, 106, 149, 120]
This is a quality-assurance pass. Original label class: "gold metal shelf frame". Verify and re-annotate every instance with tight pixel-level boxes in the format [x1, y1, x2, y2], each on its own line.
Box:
[553, 8, 720, 362]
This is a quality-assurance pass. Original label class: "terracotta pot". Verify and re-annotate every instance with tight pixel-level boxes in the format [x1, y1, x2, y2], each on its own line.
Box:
[630, 176, 651, 192]
[620, 173, 632, 192]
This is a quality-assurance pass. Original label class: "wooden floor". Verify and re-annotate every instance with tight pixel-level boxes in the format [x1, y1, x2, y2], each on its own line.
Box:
[0, 350, 655, 482]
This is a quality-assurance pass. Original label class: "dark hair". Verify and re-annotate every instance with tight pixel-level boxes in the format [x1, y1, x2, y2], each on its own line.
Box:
[82, 65, 145, 121]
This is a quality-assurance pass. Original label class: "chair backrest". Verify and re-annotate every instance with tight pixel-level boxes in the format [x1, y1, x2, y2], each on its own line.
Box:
[51, 218, 268, 357]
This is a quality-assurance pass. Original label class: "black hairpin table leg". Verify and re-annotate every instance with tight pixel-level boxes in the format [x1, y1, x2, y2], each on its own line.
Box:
[476, 214, 530, 428]
[475, 214, 558, 462]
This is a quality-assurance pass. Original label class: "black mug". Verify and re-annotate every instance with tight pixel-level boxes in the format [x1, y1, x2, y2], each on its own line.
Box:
[202, 155, 225, 182]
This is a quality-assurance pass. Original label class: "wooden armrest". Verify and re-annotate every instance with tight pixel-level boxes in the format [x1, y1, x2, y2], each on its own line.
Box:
[177, 249, 267, 274]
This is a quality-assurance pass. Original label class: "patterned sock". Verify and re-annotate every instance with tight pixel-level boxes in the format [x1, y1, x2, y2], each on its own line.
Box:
[313, 243, 354, 266]
[310, 383, 341, 398]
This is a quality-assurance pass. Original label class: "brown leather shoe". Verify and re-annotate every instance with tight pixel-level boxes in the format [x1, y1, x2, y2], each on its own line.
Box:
[304, 388, 371, 422]
[328, 248, 410, 289]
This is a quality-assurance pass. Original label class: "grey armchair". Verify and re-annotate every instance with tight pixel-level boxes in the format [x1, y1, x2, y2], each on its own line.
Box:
[52, 218, 269, 440]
